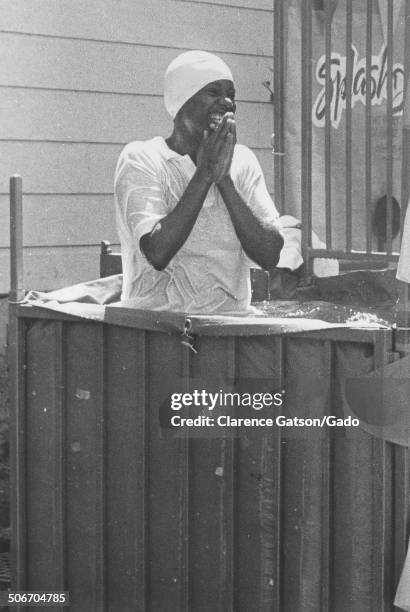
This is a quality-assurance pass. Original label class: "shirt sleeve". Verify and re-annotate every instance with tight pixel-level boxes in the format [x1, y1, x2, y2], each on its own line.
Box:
[397, 203, 410, 282]
[234, 145, 283, 267]
[235, 145, 281, 226]
[114, 144, 168, 250]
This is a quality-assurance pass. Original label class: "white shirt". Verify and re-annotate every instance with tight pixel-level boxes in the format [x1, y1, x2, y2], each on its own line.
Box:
[114, 137, 280, 313]
[398, 203, 410, 282]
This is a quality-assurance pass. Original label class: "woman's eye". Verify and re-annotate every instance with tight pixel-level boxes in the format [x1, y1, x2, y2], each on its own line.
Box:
[205, 88, 235, 100]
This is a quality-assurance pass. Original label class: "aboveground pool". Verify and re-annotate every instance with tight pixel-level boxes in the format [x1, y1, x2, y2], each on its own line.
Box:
[8, 175, 410, 611]
[9, 298, 410, 611]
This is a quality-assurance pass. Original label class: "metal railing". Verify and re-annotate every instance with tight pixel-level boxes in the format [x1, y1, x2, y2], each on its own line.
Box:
[274, 0, 410, 274]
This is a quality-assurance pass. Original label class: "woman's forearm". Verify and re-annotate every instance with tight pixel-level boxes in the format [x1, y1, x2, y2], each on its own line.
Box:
[217, 176, 284, 270]
[140, 168, 213, 270]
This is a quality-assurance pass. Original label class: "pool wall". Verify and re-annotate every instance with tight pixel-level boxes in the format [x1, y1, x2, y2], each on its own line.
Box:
[9, 304, 410, 611]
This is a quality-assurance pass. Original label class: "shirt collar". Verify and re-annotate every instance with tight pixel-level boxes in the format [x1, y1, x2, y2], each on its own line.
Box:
[158, 135, 197, 162]
[155, 136, 183, 160]
[155, 136, 197, 172]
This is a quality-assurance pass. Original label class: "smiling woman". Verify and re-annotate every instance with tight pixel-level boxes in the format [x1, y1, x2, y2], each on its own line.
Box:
[181, 79, 237, 133]
[163, 50, 235, 120]
[114, 50, 283, 313]
[165, 78, 236, 163]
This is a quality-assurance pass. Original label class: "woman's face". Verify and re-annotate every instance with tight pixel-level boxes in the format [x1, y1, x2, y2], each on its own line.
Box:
[176, 79, 236, 138]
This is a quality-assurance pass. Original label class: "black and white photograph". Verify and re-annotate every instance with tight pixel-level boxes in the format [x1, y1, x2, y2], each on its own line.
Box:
[1, 0, 410, 610]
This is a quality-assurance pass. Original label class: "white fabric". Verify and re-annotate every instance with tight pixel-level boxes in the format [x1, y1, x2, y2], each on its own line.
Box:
[114, 137, 280, 313]
[277, 214, 339, 276]
[395, 538, 410, 611]
[164, 50, 233, 119]
[397, 202, 410, 282]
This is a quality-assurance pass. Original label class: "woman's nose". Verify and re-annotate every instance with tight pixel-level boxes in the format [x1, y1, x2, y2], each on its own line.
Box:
[219, 96, 235, 111]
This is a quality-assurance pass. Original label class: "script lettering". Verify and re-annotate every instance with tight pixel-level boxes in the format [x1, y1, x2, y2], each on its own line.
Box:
[312, 45, 404, 129]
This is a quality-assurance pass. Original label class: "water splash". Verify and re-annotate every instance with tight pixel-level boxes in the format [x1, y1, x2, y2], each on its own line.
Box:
[256, 299, 392, 327]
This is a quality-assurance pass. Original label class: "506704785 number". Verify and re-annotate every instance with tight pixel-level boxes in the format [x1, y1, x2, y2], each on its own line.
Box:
[0, 591, 69, 607]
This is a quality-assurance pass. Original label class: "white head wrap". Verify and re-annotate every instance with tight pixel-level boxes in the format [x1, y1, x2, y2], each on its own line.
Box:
[164, 50, 234, 119]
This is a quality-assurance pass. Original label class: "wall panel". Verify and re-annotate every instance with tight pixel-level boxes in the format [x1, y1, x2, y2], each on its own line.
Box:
[1, 89, 272, 148]
[0, 143, 274, 195]
[0, 34, 273, 103]
[0, 195, 117, 247]
[0, 245, 103, 293]
[0, 143, 122, 194]
[0, 0, 274, 289]
[0, 0, 273, 55]
[179, 0, 272, 9]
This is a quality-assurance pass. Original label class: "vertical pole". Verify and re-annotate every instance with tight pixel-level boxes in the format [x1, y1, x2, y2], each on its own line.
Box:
[397, 1, 410, 345]
[301, 0, 313, 276]
[8, 175, 26, 603]
[345, 0, 353, 252]
[324, 0, 333, 249]
[273, 0, 285, 214]
[400, 0, 410, 238]
[386, 0, 394, 255]
[365, 0, 373, 253]
[10, 176, 24, 303]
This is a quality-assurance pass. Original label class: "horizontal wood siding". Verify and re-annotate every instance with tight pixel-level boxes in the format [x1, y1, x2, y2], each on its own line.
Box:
[1, 90, 273, 146]
[0, 0, 273, 54]
[0, 0, 274, 292]
[0, 33, 273, 101]
[0, 195, 117, 246]
[0, 246, 102, 292]
[0, 144, 274, 194]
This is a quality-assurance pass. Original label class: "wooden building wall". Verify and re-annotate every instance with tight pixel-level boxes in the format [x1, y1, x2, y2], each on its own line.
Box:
[0, 0, 274, 293]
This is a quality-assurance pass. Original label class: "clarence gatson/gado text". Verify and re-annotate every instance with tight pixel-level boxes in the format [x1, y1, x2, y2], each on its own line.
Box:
[312, 45, 404, 129]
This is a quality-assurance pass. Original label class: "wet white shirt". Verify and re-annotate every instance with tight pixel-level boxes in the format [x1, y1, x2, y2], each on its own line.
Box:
[114, 137, 280, 313]
[397, 203, 410, 283]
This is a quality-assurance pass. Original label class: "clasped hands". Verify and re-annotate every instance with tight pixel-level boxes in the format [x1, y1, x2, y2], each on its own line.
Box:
[196, 113, 236, 185]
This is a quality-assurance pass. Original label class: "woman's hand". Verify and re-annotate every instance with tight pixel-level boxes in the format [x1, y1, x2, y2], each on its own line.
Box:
[196, 113, 236, 184]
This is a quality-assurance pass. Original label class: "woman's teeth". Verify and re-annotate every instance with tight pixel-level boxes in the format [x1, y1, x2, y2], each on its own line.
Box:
[208, 112, 225, 131]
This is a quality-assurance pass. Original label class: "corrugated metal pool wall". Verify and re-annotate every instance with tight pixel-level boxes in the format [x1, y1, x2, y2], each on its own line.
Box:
[10, 310, 409, 611]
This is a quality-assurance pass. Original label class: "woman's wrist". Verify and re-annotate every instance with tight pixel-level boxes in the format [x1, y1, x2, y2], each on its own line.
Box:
[215, 174, 233, 190]
[195, 165, 214, 186]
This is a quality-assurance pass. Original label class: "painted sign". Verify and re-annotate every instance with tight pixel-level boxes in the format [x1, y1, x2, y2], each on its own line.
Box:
[312, 45, 405, 129]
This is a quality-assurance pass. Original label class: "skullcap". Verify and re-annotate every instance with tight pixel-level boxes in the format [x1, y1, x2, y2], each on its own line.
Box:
[164, 50, 234, 119]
